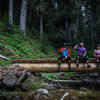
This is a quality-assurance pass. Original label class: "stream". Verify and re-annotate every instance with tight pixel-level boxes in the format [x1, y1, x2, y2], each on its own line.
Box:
[0, 65, 100, 100]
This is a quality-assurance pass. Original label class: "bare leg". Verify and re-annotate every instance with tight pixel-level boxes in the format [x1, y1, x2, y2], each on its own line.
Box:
[85, 56, 91, 68]
[76, 56, 79, 67]
[96, 59, 99, 67]
[86, 60, 91, 68]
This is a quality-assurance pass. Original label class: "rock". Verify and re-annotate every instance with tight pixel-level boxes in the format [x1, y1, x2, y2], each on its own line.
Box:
[11, 70, 18, 76]
[0, 81, 1, 86]
[80, 87, 89, 91]
[78, 91, 87, 97]
[89, 73, 99, 78]
[18, 67, 25, 71]
[96, 78, 100, 84]
[45, 83, 56, 90]
[2, 72, 17, 87]
[0, 69, 2, 72]
[16, 71, 23, 77]
[13, 95, 22, 100]
[81, 78, 89, 84]
[0, 94, 8, 100]
[37, 88, 49, 96]
[0, 74, 3, 81]
[26, 72, 32, 77]
[71, 96, 77, 100]
[32, 89, 50, 100]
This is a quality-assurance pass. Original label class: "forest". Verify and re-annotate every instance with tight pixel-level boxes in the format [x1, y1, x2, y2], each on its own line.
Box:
[0, 0, 99, 48]
[0, 0, 100, 100]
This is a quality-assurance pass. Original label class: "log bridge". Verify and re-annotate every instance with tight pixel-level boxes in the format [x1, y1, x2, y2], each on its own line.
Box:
[11, 58, 100, 72]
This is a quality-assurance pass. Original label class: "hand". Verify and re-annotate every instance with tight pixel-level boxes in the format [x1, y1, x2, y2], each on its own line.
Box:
[62, 56, 67, 60]
[97, 55, 100, 57]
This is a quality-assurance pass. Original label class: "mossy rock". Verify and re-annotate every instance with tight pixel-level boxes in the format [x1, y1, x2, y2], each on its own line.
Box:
[21, 75, 45, 91]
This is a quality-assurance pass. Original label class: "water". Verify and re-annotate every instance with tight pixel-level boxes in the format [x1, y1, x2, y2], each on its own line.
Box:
[22, 89, 100, 100]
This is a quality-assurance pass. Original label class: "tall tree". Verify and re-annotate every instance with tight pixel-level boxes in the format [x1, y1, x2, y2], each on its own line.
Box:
[40, 13, 43, 39]
[9, 0, 13, 25]
[20, 0, 27, 37]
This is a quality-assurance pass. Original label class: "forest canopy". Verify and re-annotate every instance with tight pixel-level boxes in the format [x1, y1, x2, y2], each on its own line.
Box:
[0, 0, 99, 49]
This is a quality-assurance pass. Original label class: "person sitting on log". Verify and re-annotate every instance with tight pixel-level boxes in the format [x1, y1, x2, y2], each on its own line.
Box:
[94, 44, 100, 67]
[58, 43, 71, 71]
[74, 42, 91, 68]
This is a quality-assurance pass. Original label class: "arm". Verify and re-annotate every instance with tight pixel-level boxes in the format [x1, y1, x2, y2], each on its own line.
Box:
[74, 44, 78, 50]
[68, 49, 71, 56]
[83, 51, 86, 56]
[59, 48, 64, 54]
[94, 50, 99, 57]
[94, 50, 96, 57]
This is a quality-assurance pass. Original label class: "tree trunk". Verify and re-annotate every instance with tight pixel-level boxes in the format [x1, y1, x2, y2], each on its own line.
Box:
[9, 0, 13, 25]
[20, 0, 27, 38]
[65, 21, 69, 35]
[11, 59, 98, 72]
[40, 14, 43, 39]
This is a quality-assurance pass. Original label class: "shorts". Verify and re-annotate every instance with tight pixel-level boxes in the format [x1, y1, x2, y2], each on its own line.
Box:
[96, 57, 100, 62]
[76, 56, 88, 61]
[58, 56, 71, 61]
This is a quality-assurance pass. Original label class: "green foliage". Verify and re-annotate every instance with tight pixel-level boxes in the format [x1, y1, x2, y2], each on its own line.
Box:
[0, 20, 95, 66]
[23, 77, 45, 89]
[29, 81, 45, 89]
[0, 21, 57, 66]
[63, 72, 75, 77]
[42, 73, 57, 79]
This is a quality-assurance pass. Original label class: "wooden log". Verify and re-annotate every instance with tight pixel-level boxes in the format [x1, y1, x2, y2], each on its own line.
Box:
[11, 58, 96, 63]
[11, 59, 100, 72]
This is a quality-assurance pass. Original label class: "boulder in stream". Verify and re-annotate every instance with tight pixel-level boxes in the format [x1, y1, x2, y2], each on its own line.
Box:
[2, 72, 17, 87]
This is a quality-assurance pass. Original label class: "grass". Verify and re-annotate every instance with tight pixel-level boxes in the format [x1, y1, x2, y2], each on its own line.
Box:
[63, 72, 75, 77]
[42, 73, 57, 79]
[0, 20, 57, 66]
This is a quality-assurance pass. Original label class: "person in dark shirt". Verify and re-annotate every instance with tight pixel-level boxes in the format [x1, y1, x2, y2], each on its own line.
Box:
[74, 42, 91, 68]
[58, 43, 71, 71]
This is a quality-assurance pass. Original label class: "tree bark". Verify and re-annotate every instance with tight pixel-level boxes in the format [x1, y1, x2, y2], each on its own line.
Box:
[9, 0, 13, 25]
[20, 0, 27, 38]
[40, 14, 43, 39]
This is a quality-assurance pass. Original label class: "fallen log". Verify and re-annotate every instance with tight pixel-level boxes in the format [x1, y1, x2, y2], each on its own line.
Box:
[42, 77, 100, 84]
[11, 59, 100, 72]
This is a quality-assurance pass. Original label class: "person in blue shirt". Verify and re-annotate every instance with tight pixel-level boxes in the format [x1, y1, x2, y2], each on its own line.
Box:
[58, 43, 71, 71]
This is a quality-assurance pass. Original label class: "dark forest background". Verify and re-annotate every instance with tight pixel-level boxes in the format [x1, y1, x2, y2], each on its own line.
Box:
[0, 0, 99, 66]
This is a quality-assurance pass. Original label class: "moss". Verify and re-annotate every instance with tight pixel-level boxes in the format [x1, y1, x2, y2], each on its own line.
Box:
[42, 73, 57, 79]
[22, 76, 45, 90]
[29, 81, 45, 89]
[63, 72, 75, 77]
[0, 90, 25, 100]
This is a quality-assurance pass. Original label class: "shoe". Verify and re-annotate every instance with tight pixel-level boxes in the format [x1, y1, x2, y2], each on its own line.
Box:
[76, 63, 79, 67]
[68, 66, 70, 70]
[88, 65, 91, 68]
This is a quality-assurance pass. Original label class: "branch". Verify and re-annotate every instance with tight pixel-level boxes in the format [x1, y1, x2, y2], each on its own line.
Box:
[60, 92, 69, 100]
[0, 55, 10, 61]
[1, 45, 20, 58]
[42, 76, 80, 83]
